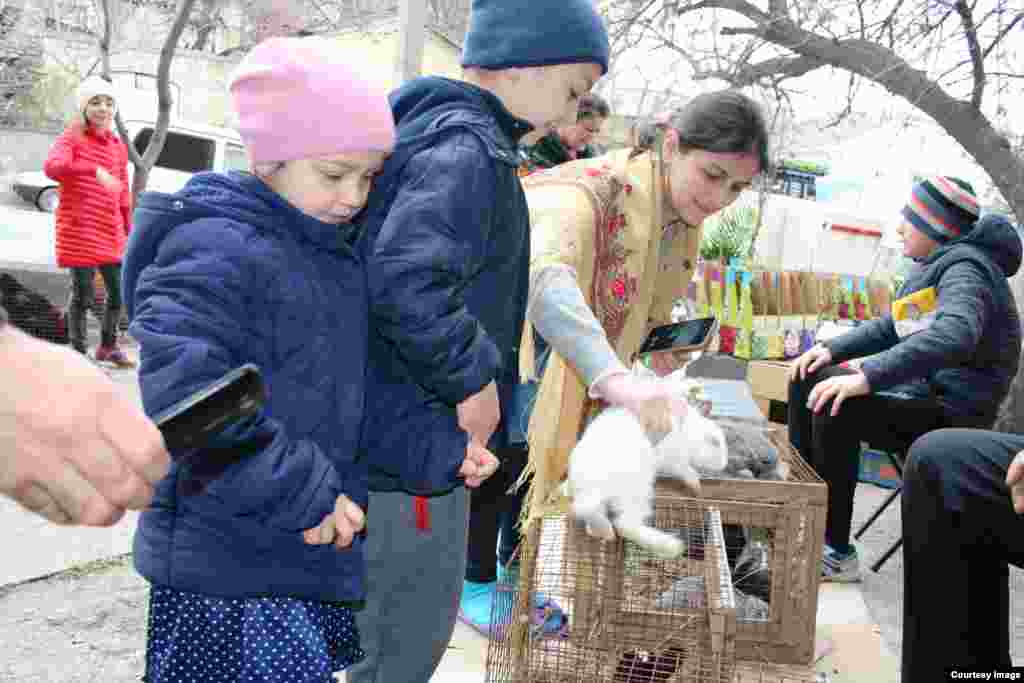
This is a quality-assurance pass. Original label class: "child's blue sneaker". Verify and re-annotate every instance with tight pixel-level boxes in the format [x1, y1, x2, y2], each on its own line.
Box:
[822, 544, 862, 583]
[458, 579, 501, 637]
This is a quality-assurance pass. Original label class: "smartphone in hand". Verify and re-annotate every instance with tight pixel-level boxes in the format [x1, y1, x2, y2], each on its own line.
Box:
[636, 317, 718, 356]
[153, 364, 266, 452]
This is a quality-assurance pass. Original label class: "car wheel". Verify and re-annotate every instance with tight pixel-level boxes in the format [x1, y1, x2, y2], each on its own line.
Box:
[35, 187, 59, 213]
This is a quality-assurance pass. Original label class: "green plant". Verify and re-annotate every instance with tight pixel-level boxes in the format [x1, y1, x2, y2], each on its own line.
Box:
[699, 206, 758, 265]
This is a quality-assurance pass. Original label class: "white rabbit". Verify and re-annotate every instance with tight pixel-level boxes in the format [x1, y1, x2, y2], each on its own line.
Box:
[568, 366, 729, 559]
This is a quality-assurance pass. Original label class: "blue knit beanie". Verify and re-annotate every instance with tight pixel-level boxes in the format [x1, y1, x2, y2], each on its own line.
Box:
[902, 176, 980, 243]
[461, 0, 609, 75]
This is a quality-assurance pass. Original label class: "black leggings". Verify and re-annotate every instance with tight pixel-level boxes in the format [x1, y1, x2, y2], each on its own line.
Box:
[901, 429, 1024, 682]
[465, 444, 529, 583]
[68, 263, 122, 352]
[787, 365, 948, 551]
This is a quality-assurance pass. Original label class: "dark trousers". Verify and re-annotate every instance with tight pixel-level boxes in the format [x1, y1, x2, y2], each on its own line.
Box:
[465, 444, 529, 583]
[788, 365, 948, 551]
[901, 428, 1024, 682]
[68, 263, 122, 353]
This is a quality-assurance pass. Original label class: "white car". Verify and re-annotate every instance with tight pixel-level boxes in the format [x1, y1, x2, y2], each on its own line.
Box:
[11, 170, 59, 212]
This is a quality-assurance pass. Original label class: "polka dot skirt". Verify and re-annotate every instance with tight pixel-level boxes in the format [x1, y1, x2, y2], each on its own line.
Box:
[143, 585, 364, 682]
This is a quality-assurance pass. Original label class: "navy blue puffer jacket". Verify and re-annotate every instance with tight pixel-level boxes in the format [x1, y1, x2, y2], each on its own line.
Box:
[123, 171, 369, 603]
[357, 77, 532, 494]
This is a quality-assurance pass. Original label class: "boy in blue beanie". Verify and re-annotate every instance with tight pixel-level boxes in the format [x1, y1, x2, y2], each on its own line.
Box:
[351, 1, 609, 680]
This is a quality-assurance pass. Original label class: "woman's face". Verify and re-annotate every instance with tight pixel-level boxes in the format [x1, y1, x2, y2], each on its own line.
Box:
[560, 115, 606, 151]
[661, 130, 760, 226]
[84, 95, 115, 129]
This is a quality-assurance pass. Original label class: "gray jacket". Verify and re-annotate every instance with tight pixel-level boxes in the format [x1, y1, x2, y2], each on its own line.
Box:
[825, 213, 1022, 425]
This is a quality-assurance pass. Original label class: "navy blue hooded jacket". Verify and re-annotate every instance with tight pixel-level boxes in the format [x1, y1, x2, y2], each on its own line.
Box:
[826, 213, 1022, 426]
[123, 171, 368, 603]
[357, 77, 532, 494]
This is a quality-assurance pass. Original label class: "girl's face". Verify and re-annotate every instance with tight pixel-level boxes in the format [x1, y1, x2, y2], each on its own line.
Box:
[560, 115, 606, 151]
[661, 130, 760, 226]
[896, 219, 940, 259]
[265, 151, 389, 224]
[84, 95, 115, 129]
[498, 62, 604, 143]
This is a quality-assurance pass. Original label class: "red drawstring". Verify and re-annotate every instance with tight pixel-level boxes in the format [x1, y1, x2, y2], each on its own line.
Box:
[414, 496, 430, 533]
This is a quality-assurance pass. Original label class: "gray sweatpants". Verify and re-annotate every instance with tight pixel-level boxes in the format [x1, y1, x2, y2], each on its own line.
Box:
[347, 486, 469, 683]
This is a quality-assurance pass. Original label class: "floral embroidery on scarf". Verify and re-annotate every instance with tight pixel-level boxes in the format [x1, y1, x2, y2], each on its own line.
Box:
[522, 161, 638, 347]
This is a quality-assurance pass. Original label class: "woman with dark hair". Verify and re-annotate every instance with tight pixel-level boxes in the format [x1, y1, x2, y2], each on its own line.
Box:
[458, 89, 770, 636]
[520, 92, 612, 174]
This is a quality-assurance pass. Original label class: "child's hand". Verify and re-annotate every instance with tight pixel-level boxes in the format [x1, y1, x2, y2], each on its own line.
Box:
[95, 167, 122, 193]
[302, 494, 365, 550]
[459, 440, 499, 488]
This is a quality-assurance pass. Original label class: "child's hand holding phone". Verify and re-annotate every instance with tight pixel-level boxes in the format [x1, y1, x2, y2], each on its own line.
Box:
[302, 494, 366, 550]
[459, 440, 499, 488]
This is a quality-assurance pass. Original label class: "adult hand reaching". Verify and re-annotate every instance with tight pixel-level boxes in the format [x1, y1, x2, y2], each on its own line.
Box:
[593, 372, 689, 423]
[0, 324, 169, 526]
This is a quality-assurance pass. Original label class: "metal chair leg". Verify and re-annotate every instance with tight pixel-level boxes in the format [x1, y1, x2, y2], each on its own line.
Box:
[854, 485, 903, 540]
[871, 537, 904, 573]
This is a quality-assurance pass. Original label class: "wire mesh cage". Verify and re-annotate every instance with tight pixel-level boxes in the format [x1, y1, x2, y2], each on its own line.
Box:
[486, 503, 737, 683]
[689, 429, 826, 666]
[487, 426, 826, 677]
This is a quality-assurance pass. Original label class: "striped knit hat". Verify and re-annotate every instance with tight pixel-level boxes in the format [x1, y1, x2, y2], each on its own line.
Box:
[902, 176, 980, 243]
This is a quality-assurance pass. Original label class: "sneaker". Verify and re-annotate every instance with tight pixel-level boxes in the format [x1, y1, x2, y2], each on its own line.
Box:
[458, 579, 504, 638]
[95, 345, 137, 369]
[822, 544, 862, 583]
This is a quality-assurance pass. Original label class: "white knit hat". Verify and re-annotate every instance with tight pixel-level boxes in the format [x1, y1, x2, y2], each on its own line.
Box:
[76, 76, 119, 113]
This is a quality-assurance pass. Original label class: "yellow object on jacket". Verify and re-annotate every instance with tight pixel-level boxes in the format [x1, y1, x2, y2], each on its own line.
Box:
[516, 148, 703, 529]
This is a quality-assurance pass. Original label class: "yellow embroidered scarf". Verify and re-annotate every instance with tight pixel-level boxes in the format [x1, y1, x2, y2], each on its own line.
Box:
[515, 149, 703, 531]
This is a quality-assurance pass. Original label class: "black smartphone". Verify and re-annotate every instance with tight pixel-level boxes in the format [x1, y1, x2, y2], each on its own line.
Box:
[153, 364, 266, 452]
[637, 317, 718, 356]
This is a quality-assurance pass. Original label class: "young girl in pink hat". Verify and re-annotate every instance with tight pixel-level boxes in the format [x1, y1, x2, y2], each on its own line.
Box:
[119, 36, 470, 682]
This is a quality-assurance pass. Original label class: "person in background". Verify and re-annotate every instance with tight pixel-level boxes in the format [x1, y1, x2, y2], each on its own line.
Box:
[0, 305, 169, 525]
[122, 37, 399, 682]
[788, 179, 1021, 583]
[352, 0, 609, 678]
[520, 92, 610, 175]
[901, 427, 1024, 682]
[44, 75, 135, 368]
[455, 90, 771, 636]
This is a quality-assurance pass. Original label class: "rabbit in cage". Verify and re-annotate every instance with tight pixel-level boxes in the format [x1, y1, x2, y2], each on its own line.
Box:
[568, 364, 729, 559]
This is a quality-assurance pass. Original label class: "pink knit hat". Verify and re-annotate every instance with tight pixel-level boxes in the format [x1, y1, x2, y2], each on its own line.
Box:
[229, 37, 395, 164]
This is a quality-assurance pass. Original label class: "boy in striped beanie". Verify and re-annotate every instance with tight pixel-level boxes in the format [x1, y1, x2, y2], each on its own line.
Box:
[899, 176, 980, 258]
[788, 172, 1021, 584]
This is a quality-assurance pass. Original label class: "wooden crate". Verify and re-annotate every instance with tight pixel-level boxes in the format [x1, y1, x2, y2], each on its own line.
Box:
[651, 429, 827, 666]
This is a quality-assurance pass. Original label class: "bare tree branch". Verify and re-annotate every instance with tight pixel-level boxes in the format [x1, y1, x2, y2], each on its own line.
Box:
[982, 9, 1023, 59]
[952, 0, 985, 110]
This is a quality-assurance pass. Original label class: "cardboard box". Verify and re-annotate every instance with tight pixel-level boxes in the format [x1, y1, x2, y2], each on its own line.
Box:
[747, 360, 793, 422]
[748, 360, 793, 403]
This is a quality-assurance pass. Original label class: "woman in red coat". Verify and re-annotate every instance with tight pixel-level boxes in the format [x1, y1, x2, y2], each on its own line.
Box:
[44, 75, 135, 367]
